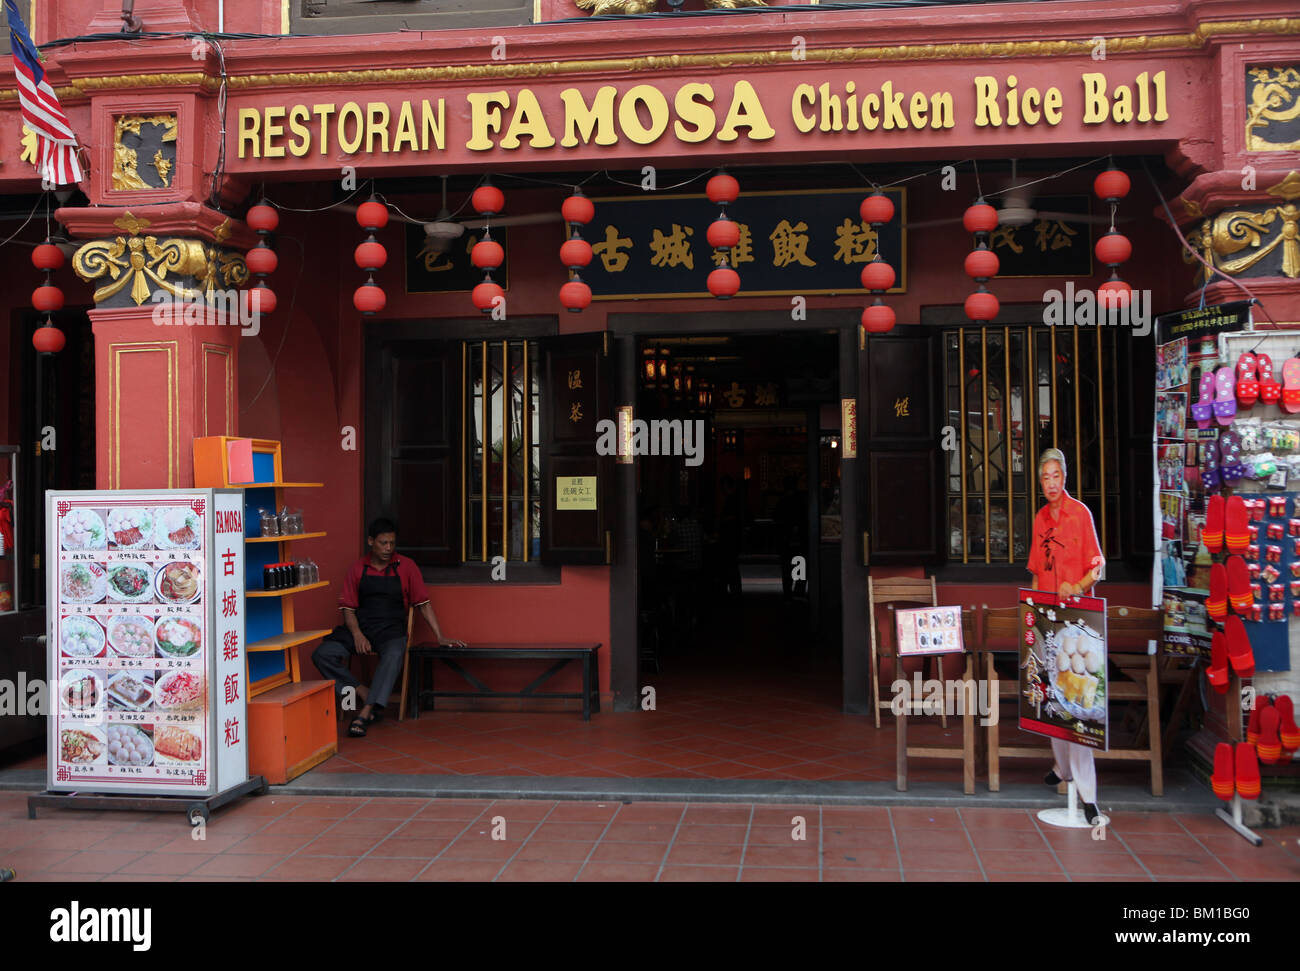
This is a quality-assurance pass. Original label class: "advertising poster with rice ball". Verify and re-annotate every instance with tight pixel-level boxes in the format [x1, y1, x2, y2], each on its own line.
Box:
[1018, 588, 1109, 750]
[46, 489, 248, 796]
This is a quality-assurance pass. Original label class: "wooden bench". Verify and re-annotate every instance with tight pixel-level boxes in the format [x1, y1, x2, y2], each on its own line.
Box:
[406, 643, 602, 721]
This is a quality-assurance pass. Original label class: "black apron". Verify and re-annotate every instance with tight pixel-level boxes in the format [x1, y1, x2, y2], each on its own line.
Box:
[333, 561, 406, 646]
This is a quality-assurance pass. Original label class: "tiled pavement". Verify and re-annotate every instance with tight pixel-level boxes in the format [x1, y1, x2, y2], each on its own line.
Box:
[4, 791, 1298, 882]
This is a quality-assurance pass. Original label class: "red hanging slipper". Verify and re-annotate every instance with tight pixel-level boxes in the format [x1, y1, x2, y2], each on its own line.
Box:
[1224, 614, 1255, 678]
[1207, 630, 1229, 693]
[1246, 693, 1271, 744]
[1258, 354, 1281, 404]
[1211, 742, 1235, 800]
[1225, 495, 1250, 554]
[1257, 705, 1282, 764]
[1203, 494, 1225, 553]
[1235, 352, 1259, 407]
[1235, 743, 1261, 799]
[1275, 695, 1300, 754]
[1227, 555, 1253, 613]
[1207, 563, 1228, 620]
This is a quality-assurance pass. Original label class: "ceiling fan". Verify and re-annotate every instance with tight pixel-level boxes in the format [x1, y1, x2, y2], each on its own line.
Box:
[339, 175, 563, 253]
[903, 160, 1126, 231]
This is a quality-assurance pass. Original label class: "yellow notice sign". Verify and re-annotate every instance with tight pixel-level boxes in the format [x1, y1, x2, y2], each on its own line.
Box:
[556, 476, 597, 511]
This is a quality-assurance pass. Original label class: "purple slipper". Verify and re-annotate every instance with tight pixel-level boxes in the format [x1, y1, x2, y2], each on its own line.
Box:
[1191, 371, 1216, 428]
[1220, 431, 1246, 483]
[1214, 366, 1237, 425]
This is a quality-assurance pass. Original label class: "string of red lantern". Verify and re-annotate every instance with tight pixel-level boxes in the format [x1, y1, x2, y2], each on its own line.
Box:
[706, 169, 741, 299]
[1094, 162, 1132, 313]
[859, 191, 896, 334]
[471, 179, 505, 314]
[963, 199, 1000, 324]
[353, 196, 388, 315]
[31, 238, 65, 353]
[245, 200, 280, 319]
[559, 188, 593, 312]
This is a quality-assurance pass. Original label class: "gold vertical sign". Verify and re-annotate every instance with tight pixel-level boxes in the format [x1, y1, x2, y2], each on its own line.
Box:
[841, 398, 857, 458]
[617, 405, 634, 465]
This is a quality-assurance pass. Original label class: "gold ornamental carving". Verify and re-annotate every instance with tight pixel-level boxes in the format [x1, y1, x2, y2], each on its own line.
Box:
[112, 113, 178, 191]
[73, 233, 248, 306]
[1267, 171, 1300, 202]
[1185, 203, 1300, 282]
[1247, 67, 1300, 152]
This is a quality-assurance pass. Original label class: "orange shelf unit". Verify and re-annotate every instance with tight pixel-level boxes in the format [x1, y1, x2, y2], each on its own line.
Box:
[248, 680, 337, 785]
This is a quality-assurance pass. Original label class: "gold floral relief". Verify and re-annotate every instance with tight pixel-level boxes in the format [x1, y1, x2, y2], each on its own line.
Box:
[72, 234, 246, 306]
[1247, 67, 1300, 152]
[1184, 204, 1300, 281]
[112, 113, 178, 191]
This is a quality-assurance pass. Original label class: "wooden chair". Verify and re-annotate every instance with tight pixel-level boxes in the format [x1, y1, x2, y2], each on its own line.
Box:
[894, 608, 980, 794]
[976, 604, 1052, 791]
[352, 607, 414, 723]
[1095, 605, 1164, 796]
[868, 575, 948, 729]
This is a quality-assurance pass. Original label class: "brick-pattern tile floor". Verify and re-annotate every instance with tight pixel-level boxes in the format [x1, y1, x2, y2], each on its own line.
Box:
[4, 792, 1297, 882]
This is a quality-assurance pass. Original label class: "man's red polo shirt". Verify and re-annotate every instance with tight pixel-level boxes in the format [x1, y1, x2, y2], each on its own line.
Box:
[1027, 493, 1102, 592]
[338, 554, 430, 611]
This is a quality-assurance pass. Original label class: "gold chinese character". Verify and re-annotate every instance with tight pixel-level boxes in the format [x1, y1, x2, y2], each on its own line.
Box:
[990, 225, 1023, 255]
[723, 381, 746, 408]
[754, 383, 778, 407]
[711, 223, 756, 267]
[569, 402, 584, 423]
[894, 396, 910, 418]
[1033, 218, 1077, 252]
[649, 223, 695, 269]
[769, 219, 817, 268]
[567, 369, 583, 390]
[832, 218, 878, 265]
[592, 225, 633, 272]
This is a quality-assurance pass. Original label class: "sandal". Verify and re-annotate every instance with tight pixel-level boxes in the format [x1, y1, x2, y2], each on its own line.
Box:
[1191, 370, 1216, 428]
[1235, 352, 1259, 408]
[348, 713, 376, 737]
[1259, 354, 1280, 405]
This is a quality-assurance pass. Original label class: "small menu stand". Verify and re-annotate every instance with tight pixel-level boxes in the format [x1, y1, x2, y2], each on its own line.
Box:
[28, 775, 268, 827]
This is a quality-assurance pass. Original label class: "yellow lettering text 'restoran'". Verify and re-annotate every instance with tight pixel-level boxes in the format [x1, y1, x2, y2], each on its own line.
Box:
[421, 100, 446, 151]
[366, 102, 390, 154]
[287, 104, 311, 157]
[237, 108, 261, 159]
[263, 105, 286, 158]
[338, 102, 364, 154]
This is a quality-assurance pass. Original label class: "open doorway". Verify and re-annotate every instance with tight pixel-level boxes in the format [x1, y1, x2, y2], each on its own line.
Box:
[633, 332, 842, 704]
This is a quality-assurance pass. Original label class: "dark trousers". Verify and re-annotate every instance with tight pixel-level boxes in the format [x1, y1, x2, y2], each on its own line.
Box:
[312, 632, 407, 713]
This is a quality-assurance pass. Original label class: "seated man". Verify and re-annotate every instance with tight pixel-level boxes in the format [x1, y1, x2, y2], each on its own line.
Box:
[312, 517, 463, 736]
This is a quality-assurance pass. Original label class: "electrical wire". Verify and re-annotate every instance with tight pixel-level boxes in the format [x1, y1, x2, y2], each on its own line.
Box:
[0, 196, 43, 249]
[263, 186, 366, 213]
[203, 36, 229, 209]
[242, 233, 305, 413]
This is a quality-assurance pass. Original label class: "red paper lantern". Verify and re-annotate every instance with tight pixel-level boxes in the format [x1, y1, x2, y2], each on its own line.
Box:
[32, 325, 65, 354]
[31, 243, 64, 271]
[1095, 232, 1132, 266]
[859, 193, 895, 225]
[963, 203, 999, 234]
[355, 200, 388, 231]
[561, 192, 595, 225]
[244, 285, 277, 316]
[560, 237, 593, 269]
[1093, 167, 1131, 202]
[1097, 279, 1133, 310]
[246, 245, 279, 276]
[560, 279, 592, 312]
[964, 248, 1000, 280]
[862, 304, 896, 334]
[860, 261, 895, 291]
[471, 238, 504, 270]
[472, 281, 505, 313]
[246, 203, 279, 233]
[706, 218, 741, 250]
[352, 241, 386, 272]
[706, 173, 739, 205]
[964, 290, 1000, 322]
[353, 283, 386, 315]
[472, 184, 505, 216]
[32, 284, 63, 312]
[707, 266, 741, 299]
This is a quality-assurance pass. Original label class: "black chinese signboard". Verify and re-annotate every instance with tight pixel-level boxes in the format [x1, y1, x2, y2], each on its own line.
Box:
[583, 187, 905, 300]
[405, 223, 509, 294]
[988, 195, 1093, 278]
[1154, 300, 1252, 345]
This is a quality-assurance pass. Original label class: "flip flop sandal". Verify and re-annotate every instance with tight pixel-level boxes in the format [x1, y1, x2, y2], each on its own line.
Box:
[1202, 442, 1221, 492]
[1283, 358, 1300, 415]
[1236, 352, 1259, 407]
[1191, 370, 1217, 428]
[348, 718, 369, 737]
[1258, 354, 1280, 404]
[1219, 431, 1245, 483]
[1213, 365, 1237, 425]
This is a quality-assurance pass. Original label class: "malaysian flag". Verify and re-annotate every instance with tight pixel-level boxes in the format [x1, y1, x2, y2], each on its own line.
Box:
[5, 0, 81, 185]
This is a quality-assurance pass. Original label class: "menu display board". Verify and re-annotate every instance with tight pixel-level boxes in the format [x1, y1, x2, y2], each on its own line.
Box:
[46, 490, 248, 797]
[1018, 589, 1109, 751]
[895, 605, 965, 656]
